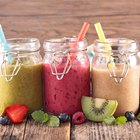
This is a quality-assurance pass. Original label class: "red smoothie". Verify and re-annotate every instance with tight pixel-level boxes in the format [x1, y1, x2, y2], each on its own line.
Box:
[43, 58, 90, 115]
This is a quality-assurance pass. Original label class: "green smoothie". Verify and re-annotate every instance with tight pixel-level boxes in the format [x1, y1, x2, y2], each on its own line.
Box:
[0, 62, 43, 113]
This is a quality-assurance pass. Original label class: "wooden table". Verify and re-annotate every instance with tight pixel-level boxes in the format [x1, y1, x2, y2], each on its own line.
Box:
[0, 119, 140, 140]
[0, 0, 140, 139]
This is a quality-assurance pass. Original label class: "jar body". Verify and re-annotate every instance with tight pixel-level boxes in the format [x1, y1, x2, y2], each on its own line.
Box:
[92, 38, 139, 116]
[0, 38, 43, 113]
[43, 38, 90, 115]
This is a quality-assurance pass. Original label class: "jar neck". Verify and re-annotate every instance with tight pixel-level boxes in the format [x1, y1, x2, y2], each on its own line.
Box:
[5, 38, 40, 52]
[94, 50, 138, 56]
[93, 38, 139, 54]
[43, 37, 88, 53]
[45, 49, 87, 55]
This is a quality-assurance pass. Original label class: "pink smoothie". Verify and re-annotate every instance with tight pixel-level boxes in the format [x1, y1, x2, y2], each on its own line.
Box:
[43, 61, 90, 115]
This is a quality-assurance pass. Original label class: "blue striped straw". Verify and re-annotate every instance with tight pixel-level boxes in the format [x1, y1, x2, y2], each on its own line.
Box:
[0, 24, 11, 61]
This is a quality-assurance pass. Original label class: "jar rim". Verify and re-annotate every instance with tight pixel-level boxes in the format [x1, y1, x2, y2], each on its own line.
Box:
[44, 36, 86, 43]
[93, 38, 139, 53]
[0, 38, 40, 52]
[94, 38, 137, 44]
[43, 36, 87, 53]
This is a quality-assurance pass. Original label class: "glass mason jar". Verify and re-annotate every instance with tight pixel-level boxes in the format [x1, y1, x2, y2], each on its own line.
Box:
[0, 38, 43, 113]
[43, 37, 90, 115]
[92, 38, 139, 116]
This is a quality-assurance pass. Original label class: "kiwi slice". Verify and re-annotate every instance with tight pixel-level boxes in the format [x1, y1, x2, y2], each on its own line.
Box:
[81, 96, 118, 122]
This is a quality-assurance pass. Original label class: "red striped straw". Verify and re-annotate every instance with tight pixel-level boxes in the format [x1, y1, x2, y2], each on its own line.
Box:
[73, 22, 90, 48]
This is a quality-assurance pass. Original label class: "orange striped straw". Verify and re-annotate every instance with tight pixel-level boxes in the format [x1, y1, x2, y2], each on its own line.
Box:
[73, 22, 90, 48]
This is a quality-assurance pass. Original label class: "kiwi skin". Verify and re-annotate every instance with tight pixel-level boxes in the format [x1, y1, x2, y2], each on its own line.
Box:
[81, 96, 118, 122]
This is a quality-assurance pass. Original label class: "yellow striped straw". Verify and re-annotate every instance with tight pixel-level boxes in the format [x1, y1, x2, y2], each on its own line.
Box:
[94, 22, 111, 51]
[94, 22, 114, 68]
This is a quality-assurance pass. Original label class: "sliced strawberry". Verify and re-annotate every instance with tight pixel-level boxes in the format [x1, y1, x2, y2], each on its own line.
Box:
[6, 104, 29, 123]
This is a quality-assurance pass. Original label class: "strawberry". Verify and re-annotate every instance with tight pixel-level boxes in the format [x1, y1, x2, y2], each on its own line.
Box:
[6, 104, 29, 123]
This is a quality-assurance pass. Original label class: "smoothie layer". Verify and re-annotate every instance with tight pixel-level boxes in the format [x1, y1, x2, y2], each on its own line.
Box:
[92, 65, 139, 116]
[43, 62, 90, 115]
[0, 63, 43, 112]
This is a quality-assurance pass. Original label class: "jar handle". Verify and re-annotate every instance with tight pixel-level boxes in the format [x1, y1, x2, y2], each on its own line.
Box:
[50, 51, 71, 80]
[0, 52, 22, 82]
[107, 54, 129, 83]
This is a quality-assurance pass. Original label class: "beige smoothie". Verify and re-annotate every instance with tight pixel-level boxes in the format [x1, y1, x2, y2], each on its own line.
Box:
[0, 63, 43, 113]
[92, 65, 139, 116]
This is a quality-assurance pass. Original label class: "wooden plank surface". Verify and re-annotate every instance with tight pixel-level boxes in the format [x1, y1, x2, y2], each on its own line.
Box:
[0, 0, 140, 46]
[24, 120, 70, 140]
[0, 120, 140, 140]
[0, 0, 140, 140]
[71, 121, 140, 140]
[0, 119, 70, 140]
[0, 119, 27, 140]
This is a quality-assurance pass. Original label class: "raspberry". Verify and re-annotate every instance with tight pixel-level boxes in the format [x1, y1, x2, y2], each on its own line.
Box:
[72, 112, 86, 125]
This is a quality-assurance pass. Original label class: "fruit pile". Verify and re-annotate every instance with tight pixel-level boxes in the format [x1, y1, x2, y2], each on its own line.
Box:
[81, 96, 140, 125]
[0, 97, 140, 126]
[0, 104, 28, 125]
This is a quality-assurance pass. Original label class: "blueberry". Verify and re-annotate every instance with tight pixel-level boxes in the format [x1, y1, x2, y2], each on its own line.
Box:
[0, 116, 12, 125]
[58, 113, 69, 123]
[125, 111, 135, 121]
